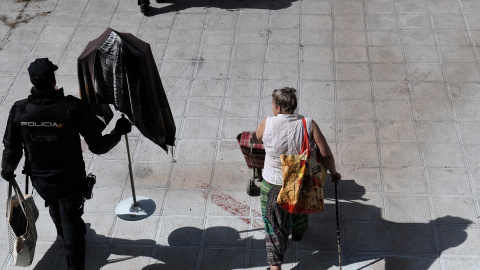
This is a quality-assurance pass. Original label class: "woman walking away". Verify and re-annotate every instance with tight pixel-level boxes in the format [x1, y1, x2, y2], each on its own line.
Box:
[254, 87, 341, 270]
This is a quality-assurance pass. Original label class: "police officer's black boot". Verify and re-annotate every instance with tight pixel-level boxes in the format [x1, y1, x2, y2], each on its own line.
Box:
[64, 236, 85, 270]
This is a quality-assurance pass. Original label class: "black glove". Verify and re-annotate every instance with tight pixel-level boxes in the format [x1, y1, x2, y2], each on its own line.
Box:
[112, 118, 132, 135]
[1, 170, 15, 182]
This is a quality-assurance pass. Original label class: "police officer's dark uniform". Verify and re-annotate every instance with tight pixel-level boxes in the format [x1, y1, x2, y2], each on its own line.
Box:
[1, 58, 132, 270]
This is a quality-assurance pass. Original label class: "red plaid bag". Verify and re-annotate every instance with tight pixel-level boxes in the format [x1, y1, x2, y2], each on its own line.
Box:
[237, 132, 265, 169]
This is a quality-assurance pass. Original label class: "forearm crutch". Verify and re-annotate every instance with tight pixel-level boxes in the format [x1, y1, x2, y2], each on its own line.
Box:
[335, 180, 342, 269]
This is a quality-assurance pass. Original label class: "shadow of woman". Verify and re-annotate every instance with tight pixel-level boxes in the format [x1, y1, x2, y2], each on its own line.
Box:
[34, 225, 266, 269]
[145, 0, 298, 16]
[144, 226, 269, 269]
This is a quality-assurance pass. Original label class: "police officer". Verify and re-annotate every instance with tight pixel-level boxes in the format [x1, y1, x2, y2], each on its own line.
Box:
[1, 58, 132, 270]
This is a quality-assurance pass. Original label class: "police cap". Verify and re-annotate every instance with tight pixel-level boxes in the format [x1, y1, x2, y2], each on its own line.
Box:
[27, 58, 58, 79]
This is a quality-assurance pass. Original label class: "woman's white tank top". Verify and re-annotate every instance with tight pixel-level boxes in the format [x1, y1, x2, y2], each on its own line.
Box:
[262, 114, 313, 185]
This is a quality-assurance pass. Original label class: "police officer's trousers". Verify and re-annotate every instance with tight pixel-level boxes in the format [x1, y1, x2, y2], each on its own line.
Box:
[31, 172, 86, 270]
[47, 195, 86, 270]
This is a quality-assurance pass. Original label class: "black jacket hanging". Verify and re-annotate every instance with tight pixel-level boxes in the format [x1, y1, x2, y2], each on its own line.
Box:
[77, 28, 176, 152]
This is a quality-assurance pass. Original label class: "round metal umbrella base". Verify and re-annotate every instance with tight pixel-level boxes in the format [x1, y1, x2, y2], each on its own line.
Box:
[115, 196, 156, 221]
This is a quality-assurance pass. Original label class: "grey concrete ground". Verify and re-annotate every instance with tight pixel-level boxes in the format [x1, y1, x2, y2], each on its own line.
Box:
[0, 0, 480, 269]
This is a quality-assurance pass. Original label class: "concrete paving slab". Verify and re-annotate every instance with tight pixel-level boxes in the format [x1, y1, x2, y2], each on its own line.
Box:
[204, 218, 250, 246]
[0, 242, 9, 269]
[199, 248, 247, 270]
[249, 218, 266, 244]
[149, 247, 200, 269]
[207, 190, 253, 217]
[340, 167, 382, 193]
[342, 222, 391, 252]
[300, 99, 335, 120]
[422, 143, 466, 168]
[345, 256, 441, 270]
[437, 225, 480, 255]
[170, 162, 213, 189]
[86, 0, 119, 12]
[340, 194, 385, 221]
[57, 245, 107, 270]
[0, 75, 15, 95]
[378, 121, 417, 143]
[112, 216, 161, 244]
[432, 196, 478, 223]
[103, 246, 153, 270]
[0, 57, 26, 76]
[389, 222, 438, 254]
[337, 121, 376, 143]
[1, 0, 480, 268]
[4, 242, 62, 270]
[373, 81, 410, 100]
[470, 170, 480, 195]
[226, 79, 261, 98]
[454, 101, 480, 122]
[163, 189, 208, 216]
[0, 210, 7, 242]
[36, 212, 61, 242]
[176, 139, 217, 163]
[231, 62, 264, 80]
[224, 98, 260, 118]
[338, 142, 379, 167]
[90, 161, 129, 187]
[0, 41, 36, 57]
[381, 142, 423, 167]
[418, 121, 459, 144]
[212, 163, 251, 188]
[427, 169, 472, 196]
[248, 249, 278, 269]
[84, 186, 124, 213]
[157, 217, 204, 246]
[121, 187, 167, 215]
[80, 11, 115, 27]
[130, 162, 171, 188]
[84, 214, 116, 244]
[386, 194, 432, 223]
[216, 139, 251, 164]
[443, 256, 480, 270]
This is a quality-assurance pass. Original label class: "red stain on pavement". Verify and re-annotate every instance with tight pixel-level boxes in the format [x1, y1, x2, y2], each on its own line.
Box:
[200, 184, 261, 224]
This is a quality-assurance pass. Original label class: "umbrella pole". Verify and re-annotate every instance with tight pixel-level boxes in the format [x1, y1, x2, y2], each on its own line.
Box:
[115, 115, 156, 221]
[171, 145, 176, 163]
[124, 133, 138, 210]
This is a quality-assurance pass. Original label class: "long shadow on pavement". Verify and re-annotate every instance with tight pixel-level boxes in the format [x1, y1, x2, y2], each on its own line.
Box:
[302, 180, 474, 269]
[32, 180, 473, 269]
[145, 0, 298, 16]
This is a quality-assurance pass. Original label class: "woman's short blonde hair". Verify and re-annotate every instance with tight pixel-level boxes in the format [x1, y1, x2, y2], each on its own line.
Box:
[272, 87, 297, 114]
